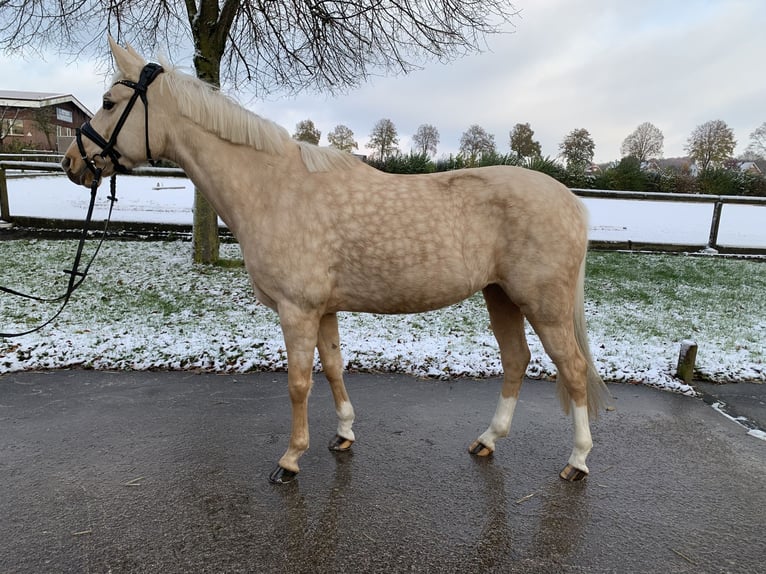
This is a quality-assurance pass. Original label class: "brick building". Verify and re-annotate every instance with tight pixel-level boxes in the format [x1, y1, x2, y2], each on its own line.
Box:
[0, 90, 93, 153]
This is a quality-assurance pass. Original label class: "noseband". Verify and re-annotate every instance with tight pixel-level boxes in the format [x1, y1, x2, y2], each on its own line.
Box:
[76, 62, 164, 177]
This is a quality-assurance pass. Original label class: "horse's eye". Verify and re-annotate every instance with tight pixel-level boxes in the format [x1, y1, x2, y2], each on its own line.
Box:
[103, 99, 115, 111]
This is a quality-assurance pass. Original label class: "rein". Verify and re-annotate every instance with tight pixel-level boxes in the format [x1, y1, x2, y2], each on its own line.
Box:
[0, 175, 117, 338]
[0, 62, 164, 338]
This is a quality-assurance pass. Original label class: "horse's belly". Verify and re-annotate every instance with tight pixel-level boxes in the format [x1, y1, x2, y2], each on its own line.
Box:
[335, 289, 478, 315]
[330, 262, 488, 314]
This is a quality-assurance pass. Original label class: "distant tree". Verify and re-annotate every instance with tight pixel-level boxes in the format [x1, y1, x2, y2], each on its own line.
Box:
[597, 156, 647, 191]
[685, 119, 736, 172]
[292, 119, 321, 145]
[459, 124, 496, 166]
[745, 121, 766, 160]
[30, 107, 56, 150]
[559, 128, 595, 170]
[412, 124, 440, 157]
[738, 149, 763, 162]
[435, 153, 467, 172]
[509, 122, 541, 159]
[523, 155, 567, 182]
[621, 122, 663, 162]
[327, 124, 358, 153]
[371, 151, 434, 174]
[368, 118, 400, 160]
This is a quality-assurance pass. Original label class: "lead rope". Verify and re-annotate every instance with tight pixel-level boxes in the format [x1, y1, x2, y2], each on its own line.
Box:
[0, 174, 118, 338]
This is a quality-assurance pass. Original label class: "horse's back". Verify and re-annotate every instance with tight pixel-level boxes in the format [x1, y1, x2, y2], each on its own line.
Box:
[315, 164, 588, 314]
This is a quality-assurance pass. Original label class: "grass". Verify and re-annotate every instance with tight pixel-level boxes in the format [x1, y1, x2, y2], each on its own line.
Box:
[586, 251, 766, 346]
[0, 239, 764, 385]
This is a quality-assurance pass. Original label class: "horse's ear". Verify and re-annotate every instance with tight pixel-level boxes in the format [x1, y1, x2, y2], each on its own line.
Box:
[107, 34, 145, 78]
[125, 43, 145, 61]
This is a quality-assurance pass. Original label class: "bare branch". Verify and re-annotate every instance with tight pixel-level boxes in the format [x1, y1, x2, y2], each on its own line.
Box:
[0, 0, 519, 95]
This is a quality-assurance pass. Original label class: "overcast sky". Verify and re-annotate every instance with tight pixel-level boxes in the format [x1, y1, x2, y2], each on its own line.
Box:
[2, 0, 764, 163]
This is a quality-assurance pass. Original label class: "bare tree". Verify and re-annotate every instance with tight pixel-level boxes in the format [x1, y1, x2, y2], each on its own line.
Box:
[412, 124, 439, 157]
[459, 125, 495, 166]
[0, 0, 519, 262]
[0, 107, 22, 149]
[509, 122, 541, 160]
[559, 128, 595, 171]
[327, 125, 358, 153]
[32, 108, 56, 151]
[293, 119, 321, 145]
[745, 121, 766, 160]
[621, 122, 663, 162]
[685, 119, 736, 172]
[368, 119, 400, 160]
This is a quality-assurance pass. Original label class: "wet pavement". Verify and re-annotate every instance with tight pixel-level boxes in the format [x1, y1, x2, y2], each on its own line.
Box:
[695, 381, 766, 438]
[1, 370, 764, 573]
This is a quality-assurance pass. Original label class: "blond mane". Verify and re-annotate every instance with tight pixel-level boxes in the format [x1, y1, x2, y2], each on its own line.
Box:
[145, 63, 359, 172]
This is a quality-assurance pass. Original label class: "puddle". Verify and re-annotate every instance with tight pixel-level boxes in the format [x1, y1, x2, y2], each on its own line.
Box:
[698, 392, 766, 441]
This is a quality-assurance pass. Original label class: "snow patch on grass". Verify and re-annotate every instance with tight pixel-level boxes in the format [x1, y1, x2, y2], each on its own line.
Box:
[1, 241, 764, 395]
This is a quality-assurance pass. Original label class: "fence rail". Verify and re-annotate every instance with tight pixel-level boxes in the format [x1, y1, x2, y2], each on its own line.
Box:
[571, 188, 766, 252]
[1, 161, 764, 253]
[0, 152, 65, 163]
[0, 162, 185, 223]
[572, 187, 766, 206]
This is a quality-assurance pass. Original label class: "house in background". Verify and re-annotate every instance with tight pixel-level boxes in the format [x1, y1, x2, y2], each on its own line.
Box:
[737, 161, 763, 175]
[0, 90, 92, 153]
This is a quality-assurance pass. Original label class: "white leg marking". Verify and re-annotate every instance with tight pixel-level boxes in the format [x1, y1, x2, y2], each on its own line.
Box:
[568, 403, 593, 473]
[336, 400, 356, 441]
[478, 396, 518, 451]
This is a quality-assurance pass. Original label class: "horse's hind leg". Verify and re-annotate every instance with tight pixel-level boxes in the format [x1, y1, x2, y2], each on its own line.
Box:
[469, 284, 531, 457]
[317, 313, 356, 452]
[526, 313, 592, 481]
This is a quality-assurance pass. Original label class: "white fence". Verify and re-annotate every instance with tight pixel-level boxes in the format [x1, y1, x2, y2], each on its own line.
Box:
[2, 161, 765, 253]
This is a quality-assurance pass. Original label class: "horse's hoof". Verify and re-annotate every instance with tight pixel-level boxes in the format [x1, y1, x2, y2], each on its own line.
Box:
[559, 464, 588, 482]
[468, 441, 493, 457]
[268, 465, 298, 484]
[328, 434, 354, 452]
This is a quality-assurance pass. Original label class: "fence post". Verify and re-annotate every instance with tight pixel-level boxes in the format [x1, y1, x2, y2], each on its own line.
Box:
[0, 167, 11, 223]
[676, 340, 698, 385]
[707, 201, 723, 250]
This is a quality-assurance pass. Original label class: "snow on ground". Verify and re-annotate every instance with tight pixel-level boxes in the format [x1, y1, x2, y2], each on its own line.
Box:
[2, 174, 765, 395]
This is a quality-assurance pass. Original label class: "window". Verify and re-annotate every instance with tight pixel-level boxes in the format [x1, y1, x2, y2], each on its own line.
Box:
[56, 125, 73, 138]
[56, 107, 73, 123]
[2, 119, 24, 136]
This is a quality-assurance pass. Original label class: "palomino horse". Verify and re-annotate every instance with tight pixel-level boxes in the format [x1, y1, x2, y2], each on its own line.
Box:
[63, 38, 611, 484]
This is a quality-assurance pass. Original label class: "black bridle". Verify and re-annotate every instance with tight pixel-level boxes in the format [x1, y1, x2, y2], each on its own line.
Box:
[0, 63, 164, 338]
[76, 62, 165, 177]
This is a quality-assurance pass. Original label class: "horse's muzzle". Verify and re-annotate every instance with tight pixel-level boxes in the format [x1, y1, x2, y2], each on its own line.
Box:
[61, 154, 98, 188]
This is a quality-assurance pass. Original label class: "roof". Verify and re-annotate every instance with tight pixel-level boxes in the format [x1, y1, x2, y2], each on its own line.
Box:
[0, 90, 93, 118]
[739, 161, 763, 174]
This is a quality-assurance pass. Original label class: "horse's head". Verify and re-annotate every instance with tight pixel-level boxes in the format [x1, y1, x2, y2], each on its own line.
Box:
[62, 37, 165, 188]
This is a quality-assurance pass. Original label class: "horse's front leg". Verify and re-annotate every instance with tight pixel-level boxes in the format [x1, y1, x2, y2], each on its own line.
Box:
[269, 304, 321, 484]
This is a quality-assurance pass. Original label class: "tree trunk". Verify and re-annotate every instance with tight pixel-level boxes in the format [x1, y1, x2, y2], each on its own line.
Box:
[188, 0, 235, 265]
[192, 187, 220, 264]
[190, 49, 222, 264]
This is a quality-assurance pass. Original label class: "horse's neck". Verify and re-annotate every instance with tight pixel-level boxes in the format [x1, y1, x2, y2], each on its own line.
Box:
[163, 117, 287, 230]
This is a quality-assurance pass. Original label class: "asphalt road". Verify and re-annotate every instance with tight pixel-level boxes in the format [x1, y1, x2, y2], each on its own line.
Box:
[1, 370, 764, 574]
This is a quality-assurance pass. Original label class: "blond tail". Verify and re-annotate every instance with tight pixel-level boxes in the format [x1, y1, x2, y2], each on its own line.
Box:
[558, 253, 613, 419]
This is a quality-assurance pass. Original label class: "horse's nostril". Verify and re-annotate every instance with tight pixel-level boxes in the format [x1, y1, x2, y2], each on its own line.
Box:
[61, 156, 71, 171]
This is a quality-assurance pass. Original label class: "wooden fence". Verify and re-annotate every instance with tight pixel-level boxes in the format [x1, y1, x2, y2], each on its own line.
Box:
[2, 160, 765, 253]
[572, 188, 766, 253]
[0, 160, 186, 228]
